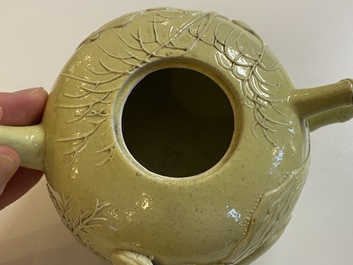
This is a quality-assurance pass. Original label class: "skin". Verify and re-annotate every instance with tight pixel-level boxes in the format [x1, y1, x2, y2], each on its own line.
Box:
[0, 87, 48, 210]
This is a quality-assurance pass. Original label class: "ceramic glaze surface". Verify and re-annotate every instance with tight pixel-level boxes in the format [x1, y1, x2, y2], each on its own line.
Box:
[1, 7, 353, 265]
[42, 9, 306, 264]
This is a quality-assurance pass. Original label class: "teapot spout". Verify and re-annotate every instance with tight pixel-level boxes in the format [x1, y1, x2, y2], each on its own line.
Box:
[0, 124, 44, 170]
[289, 79, 353, 131]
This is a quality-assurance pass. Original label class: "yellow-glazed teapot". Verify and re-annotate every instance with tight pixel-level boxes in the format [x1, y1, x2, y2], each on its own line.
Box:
[0, 8, 352, 265]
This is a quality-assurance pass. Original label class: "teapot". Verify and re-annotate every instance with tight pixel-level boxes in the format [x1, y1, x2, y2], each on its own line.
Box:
[0, 8, 352, 265]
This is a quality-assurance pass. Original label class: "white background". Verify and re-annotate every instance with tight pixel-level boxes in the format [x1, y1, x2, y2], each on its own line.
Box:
[0, 0, 353, 264]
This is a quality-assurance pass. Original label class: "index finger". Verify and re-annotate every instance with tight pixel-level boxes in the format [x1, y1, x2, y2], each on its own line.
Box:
[0, 87, 48, 126]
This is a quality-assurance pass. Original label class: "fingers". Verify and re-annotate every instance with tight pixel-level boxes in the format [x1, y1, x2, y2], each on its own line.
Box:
[0, 87, 47, 209]
[0, 146, 20, 196]
[0, 168, 43, 210]
[0, 87, 48, 126]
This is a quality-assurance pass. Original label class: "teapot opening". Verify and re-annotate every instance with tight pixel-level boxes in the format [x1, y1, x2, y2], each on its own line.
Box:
[122, 68, 234, 178]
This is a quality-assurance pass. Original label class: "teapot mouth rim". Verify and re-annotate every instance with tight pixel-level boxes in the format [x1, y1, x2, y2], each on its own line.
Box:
[113, 61, 239, 181]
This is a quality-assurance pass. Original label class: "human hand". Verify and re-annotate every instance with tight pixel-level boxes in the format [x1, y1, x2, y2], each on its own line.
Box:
[0, 87, 48, 210]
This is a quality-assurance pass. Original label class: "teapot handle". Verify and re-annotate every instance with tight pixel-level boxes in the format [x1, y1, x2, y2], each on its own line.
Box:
[0, 124, 44, 170]
[289, 79, 353, 131]
[307, 105, 353, 131]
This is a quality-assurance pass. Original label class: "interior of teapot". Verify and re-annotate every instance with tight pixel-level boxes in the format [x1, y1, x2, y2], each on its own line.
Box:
[122, 67, 234, 177]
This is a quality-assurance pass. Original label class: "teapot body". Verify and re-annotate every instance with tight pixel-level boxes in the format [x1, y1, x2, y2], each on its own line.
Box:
[42, 8, 312, 264]
[1, 6, 353, 265]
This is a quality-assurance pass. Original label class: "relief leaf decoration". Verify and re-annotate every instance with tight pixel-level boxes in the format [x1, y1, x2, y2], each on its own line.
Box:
[47, 185, 111, 254]
[55, 9, 290, 167]
[198, 22, 290, 146]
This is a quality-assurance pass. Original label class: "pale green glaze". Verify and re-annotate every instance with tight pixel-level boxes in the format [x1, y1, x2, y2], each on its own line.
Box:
[0, 8, 353, 265]
[0, 125, 44, 170]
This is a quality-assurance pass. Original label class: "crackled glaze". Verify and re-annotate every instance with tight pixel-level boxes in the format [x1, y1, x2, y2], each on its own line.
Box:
[0, 8, 353, 265]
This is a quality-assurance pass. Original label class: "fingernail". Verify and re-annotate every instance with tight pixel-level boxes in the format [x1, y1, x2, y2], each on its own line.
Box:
[14, 87, 44, 95]
[0, 155, 18, 194]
